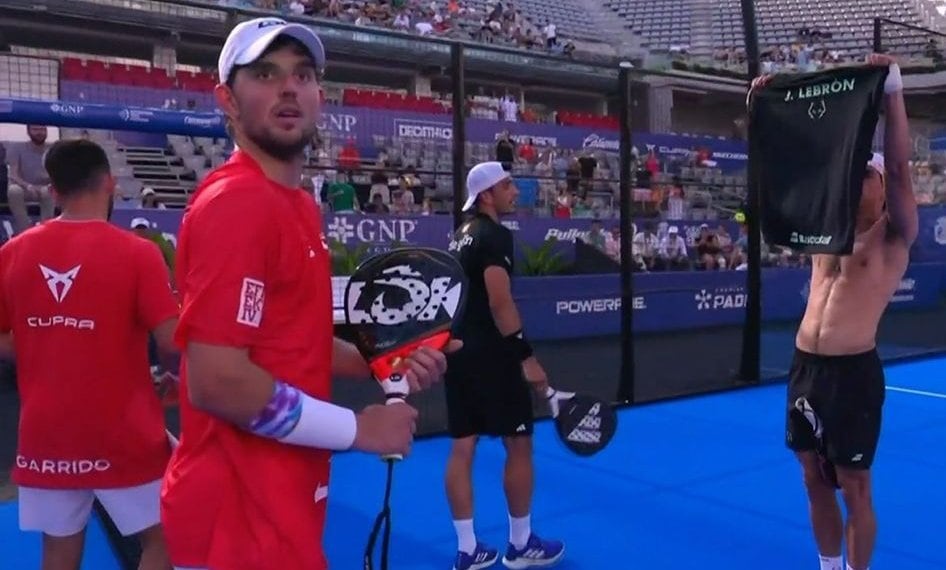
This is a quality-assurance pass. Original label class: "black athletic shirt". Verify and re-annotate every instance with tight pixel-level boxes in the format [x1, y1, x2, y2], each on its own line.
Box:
[748, 66, 887, 255]
[447, 212, 514, 353]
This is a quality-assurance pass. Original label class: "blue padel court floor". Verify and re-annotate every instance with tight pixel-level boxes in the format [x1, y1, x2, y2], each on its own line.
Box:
[2, 356, 944, 569]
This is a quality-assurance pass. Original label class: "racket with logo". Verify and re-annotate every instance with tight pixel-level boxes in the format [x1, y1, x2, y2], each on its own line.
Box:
[344, 247, 468, 570]
[545, 388, 617, 457]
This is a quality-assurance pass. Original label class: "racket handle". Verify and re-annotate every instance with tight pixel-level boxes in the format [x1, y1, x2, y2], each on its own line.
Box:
[381, 396, 406, 462]
[380, 373, 409, 462]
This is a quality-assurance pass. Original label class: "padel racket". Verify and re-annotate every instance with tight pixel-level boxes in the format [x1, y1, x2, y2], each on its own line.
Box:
[545, 387, 617, 457]
[344, 247, 468, 570]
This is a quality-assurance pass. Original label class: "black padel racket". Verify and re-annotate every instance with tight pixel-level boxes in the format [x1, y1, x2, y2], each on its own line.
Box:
[344, 247, 468, 570]
[546, 388, 618, 457]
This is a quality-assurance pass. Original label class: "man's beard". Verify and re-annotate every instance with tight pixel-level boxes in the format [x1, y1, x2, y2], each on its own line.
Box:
[246, 124, 316, 163]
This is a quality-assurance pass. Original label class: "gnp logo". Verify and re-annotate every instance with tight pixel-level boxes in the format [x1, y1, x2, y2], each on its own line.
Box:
[50, 103, 84, 117]
[695, 286, 746, 311]
[326, 215, 418, 245]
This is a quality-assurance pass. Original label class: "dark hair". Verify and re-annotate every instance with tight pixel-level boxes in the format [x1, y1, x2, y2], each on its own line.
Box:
[225, 35, 318, 89]
[43, 139, 111, 198]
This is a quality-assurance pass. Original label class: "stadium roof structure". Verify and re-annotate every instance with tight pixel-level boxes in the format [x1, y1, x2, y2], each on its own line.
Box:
[0, 0, 749, 95]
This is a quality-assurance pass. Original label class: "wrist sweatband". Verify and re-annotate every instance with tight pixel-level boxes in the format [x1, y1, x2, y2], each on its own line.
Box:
[885, 64, 902, 94]
[504, 330, 534, 361]
[247, 380, 357, 451]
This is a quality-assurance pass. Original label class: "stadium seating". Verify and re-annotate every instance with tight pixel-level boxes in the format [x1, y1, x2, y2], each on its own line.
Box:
[601, 0, 935, 58]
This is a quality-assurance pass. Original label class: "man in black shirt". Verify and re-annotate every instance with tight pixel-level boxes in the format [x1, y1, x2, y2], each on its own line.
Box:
[443, 161, 565, 570]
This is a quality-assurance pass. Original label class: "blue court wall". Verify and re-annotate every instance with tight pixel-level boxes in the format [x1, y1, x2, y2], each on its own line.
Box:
[513, 263, 946, 340]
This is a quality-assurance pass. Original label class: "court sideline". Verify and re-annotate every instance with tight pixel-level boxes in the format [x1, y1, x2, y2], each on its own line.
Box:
[1, 356, 943, 569]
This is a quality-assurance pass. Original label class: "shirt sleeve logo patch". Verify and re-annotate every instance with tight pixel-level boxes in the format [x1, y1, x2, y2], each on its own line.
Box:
[237, 277, 265, 327]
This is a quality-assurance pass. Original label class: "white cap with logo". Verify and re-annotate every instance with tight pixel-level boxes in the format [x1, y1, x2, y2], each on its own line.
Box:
[462, 161, 511, 212]
[218, 17, 326, 84]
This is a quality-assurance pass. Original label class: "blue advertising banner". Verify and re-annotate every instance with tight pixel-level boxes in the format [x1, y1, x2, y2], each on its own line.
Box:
[1, 97, 749, 172]
[513, 263, 946, 340]
[910, 205, 946, 263]
[96, 209, 742, 259]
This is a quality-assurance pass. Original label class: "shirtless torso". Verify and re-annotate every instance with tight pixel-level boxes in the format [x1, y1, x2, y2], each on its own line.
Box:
[796, 215, 910, 356]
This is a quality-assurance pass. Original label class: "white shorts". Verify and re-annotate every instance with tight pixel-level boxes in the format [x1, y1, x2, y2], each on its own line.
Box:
[18, 478, 162, 538]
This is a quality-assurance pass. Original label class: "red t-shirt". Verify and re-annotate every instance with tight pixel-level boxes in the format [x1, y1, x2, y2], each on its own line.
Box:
[0, 219, 179, 489]
[160, 151, 335, 570]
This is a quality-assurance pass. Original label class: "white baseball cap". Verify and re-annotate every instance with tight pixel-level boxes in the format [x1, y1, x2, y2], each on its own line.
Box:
[218, 17, 326, 84]
[462, 161, 512, 212]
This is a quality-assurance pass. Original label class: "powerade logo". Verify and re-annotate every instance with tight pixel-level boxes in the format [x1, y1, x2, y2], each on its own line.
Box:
[582, 134, 619, 151]
[395, 120, 452, 140]
[790, 232, 833, 246]
[555, 297, 646, 314]
[50, 103, 84, 117]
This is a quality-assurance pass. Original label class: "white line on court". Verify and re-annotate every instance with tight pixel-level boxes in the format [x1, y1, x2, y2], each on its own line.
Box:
[886, 385, 946, 400]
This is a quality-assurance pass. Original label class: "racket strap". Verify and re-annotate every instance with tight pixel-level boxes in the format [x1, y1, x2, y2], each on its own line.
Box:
[363, 459, 395, 570]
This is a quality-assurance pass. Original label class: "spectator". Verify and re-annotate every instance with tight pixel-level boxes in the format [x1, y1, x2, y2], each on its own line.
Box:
[656, 226, 689, 271]
[542, 21, 557, 49]
[695, 224, 724, 270]
[552, 187, 571, 218]
[337, 139, 361, 173]
[585, 219, 606, 251]
[6, 125, 55, 234]
[632, 222, 659, 271]
[140, 187, 167, 210]
[518, 137, 536, 163]
[577, 150, 597, 198]
[665, 182, 686, 221]
[369, 170, 391, 204]
[495, 131, 516, 170]
[327, 172, 358, 213]
[363, 193, 390, 214]
[604, 226, 621, 262]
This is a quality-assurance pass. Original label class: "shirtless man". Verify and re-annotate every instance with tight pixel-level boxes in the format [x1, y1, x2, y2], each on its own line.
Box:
[755, 54, 918, 570]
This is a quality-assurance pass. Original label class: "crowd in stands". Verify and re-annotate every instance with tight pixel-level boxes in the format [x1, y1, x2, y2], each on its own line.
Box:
[579, 218, 812, 273]
[219, 0, 577, 57]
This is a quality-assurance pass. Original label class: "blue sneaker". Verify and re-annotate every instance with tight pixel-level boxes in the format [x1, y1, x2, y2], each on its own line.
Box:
[454, 542, 499, 570]
[501, 534, 565, 568]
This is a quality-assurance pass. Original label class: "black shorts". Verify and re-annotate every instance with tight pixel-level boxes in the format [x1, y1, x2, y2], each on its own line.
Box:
[785, 347, 886, 470]
[444, 351, 534, 439]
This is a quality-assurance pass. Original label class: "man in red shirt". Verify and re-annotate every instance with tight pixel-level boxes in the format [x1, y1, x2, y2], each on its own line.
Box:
[160, 18, 455, 570]
[0, 139, 180, 569]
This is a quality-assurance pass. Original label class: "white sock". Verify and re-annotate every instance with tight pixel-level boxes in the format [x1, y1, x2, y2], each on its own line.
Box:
[846, 563, 868, 570]
[453, 519, 476, 554]
[819, 554, 842, 570]
[509, 514, 531, 549]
